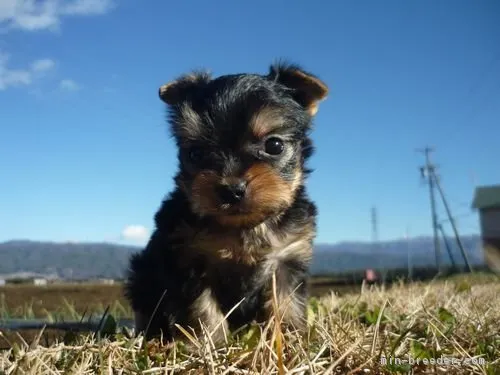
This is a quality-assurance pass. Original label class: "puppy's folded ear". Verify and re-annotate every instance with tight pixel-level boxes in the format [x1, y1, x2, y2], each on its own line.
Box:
[268, 62, 328, 116]
[159, 71, 211, 105]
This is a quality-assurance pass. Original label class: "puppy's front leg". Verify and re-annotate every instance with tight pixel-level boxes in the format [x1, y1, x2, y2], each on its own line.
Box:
[189, 287, 229, 344]
[260, 237, 313, 331]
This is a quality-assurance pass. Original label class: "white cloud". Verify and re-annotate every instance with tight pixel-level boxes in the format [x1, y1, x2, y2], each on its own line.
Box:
[121, 225, 150, 243]
[0, 51, 55, 90]
[0, 1, 115, 91]
[31, 58, 55, 72]
[0, 0, 114, 32]
[0, 52, 30, 89]
[59, 78, 80, 91]
[61, 0, 113, 16]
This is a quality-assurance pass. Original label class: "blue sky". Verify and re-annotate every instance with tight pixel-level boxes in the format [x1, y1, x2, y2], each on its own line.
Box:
[0, 0, 499, 246]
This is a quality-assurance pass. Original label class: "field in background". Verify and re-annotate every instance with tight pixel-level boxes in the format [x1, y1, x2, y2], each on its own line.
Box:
[0, 278, 367, 321]
[1, 273, 499, 373]
[0, 283, 131, 321]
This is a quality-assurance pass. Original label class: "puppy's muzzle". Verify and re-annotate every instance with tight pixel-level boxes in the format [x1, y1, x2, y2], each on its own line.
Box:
[216, 180, 247, 204]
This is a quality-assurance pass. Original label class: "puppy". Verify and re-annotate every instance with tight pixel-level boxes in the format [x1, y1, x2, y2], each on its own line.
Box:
[124, 61, 328, 343]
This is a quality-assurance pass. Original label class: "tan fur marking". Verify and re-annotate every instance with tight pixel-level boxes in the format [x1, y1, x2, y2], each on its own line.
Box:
[190, 170, 221, 216]
[244, 163, 294, 208]
[274, 67, 328, 116]
[292, 69, 329, 101]
[307, 103, 319, 116]
[250, 106, 285, 138]
[190, 288, 228, 343]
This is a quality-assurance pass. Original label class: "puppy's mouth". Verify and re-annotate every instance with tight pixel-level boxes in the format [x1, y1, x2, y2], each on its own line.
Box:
[218, 202, 252, 215]
[213, 182, 274, 219]
[212, 178, 253, 214]
[188, 163, 298, 226]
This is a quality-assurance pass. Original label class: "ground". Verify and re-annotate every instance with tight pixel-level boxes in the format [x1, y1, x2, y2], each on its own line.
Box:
[0, 273, 499, 374]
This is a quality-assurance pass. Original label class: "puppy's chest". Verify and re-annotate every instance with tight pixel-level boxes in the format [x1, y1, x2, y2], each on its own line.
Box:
[171, 221, 314, 289]
[187, 224, 314, 274]
[195, 228, 270, 265]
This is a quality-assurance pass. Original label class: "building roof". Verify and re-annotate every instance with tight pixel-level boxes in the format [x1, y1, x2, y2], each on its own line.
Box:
[472, 184, 500, 209]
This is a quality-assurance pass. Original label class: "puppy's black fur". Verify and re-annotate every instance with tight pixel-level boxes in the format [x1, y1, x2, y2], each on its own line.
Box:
[124, 61, 328, 342]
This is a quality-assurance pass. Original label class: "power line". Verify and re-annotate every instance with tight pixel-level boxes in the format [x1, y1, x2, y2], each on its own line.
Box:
[456, 224, 481, 234]
[439, 212, 476, 225]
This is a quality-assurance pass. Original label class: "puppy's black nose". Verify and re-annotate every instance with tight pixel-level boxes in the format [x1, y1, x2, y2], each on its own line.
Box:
[217, 181, 247, 204]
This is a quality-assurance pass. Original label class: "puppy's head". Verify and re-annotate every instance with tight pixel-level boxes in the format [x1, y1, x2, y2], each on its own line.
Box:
[159, 62, 328, 228]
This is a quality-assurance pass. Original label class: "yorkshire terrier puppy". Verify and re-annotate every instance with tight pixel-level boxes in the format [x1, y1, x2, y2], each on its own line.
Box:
[124, 61, 328, 343]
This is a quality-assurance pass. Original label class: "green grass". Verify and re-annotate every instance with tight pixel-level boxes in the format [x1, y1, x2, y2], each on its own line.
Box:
[1, 273, 499, 374]
[0, 296, 131, 323]
[0, 282, 133, 322]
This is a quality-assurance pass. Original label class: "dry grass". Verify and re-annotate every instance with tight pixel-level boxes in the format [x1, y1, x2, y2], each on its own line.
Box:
[1, 274, 499, 374]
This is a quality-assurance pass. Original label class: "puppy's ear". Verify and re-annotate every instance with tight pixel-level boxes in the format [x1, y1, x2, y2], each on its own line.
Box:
[159, 70, 211, 105]
[268, 62, 328, 116]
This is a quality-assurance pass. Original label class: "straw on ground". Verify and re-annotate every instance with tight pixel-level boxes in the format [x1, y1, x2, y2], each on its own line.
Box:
[0, 273, 499, 374]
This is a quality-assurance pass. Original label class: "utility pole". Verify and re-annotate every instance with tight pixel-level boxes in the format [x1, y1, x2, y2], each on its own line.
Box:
[433, 174, 474, 273]
[437, 223, 457, 271]
[417, 146, 441, 273]
[371, 206, 384, 282]
[371, 206, 379, 244]
[406, 226, 412, 280]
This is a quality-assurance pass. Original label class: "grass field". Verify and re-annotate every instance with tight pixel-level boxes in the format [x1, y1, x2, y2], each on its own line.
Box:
[0, 283, 132, 321]
[0, 273, 499, 374]
[0, 280, 361, 321]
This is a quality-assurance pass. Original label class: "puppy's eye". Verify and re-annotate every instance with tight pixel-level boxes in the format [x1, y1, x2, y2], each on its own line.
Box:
[264, 137, 284, 155]
[188, 147, 204, 163]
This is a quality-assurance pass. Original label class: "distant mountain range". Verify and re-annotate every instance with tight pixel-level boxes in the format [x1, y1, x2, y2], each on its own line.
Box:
[0, 235, 486, 280]
[312, 234, 485, 276]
